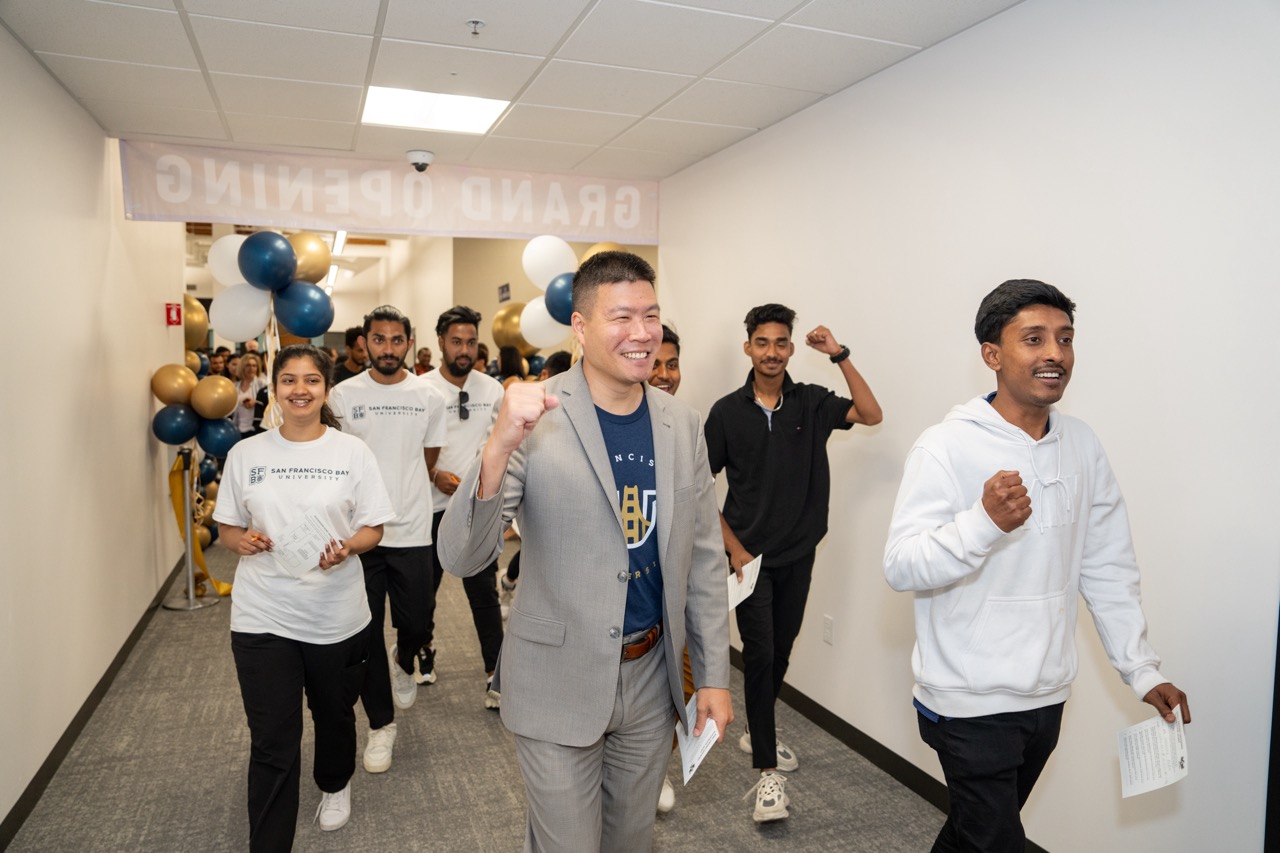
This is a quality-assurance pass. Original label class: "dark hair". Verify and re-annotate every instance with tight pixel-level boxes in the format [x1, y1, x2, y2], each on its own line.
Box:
[362, 304, 412, 339]
[477, 342, 490, 361]
[343, 326, 363, 348]
[436, 305, 482, 337]
[542, 350, 573, 377]
[975, 279, 1076, 344]
[660, 323, 681, 355]
[272, 344, 341, 429]
[498, 345, 525, 380]
[744, 304, 796, 337]
[214, 345, 232, 356]
[572, 251, 655, 314]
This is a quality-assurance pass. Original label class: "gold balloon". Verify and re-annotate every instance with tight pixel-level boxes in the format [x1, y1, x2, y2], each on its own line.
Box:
[185, 350, 201, 373]
[201, 500, 217, 527]
[492, 302, 538, 358]
[191, 375, 237, 419]
[204, 480, 219, 501]
[151, 363, 199, 405]
[580, 241, 625, 264]
[196, 525, 212, 548]
[184, 294, 209, 350]
[287, 232, 332, 284]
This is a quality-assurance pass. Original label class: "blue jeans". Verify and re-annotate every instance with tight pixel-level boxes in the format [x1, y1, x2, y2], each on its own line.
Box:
[917, 702, 1064, 853]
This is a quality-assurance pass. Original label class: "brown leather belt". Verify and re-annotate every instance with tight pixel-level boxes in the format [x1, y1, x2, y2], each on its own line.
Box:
[621, 622, 663, 661]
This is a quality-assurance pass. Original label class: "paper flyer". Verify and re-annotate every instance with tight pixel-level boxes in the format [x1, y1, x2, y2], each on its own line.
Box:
[1117, 705, 1188, 798]
[727, 554, 763, 610]
[275, 512, 340, 578]
[674, 691, 719, 785]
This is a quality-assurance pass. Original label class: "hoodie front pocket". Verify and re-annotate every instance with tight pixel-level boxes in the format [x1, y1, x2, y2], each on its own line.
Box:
[960, 591, 1075, 695]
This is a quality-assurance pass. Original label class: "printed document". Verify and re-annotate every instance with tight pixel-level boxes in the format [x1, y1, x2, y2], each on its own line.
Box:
[727, 554, 763, 610]
[276, 512, 340, 578]
[1117, 706, 1187, 798]
[675, 691, 719, 785]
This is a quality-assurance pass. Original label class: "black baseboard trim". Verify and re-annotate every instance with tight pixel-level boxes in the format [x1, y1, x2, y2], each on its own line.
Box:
[0, 560, 184, 851]
[730, 647, 1049, 853]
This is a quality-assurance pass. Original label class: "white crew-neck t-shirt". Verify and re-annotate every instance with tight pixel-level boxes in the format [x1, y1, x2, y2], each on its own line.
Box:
[328, 370, 447, 547]
[421, 368, 504, 512]
[214, 427, 395, 644]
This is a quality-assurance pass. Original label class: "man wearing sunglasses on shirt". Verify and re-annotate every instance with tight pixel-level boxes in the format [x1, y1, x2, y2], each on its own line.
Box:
[420, 306, 507, 708]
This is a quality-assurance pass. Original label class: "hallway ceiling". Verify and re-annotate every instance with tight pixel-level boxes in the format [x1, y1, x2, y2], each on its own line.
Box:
[1, 0, 1022, 180]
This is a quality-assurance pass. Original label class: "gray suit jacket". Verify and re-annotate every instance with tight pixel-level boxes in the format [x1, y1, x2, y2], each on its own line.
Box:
[438, 363, 730, 746]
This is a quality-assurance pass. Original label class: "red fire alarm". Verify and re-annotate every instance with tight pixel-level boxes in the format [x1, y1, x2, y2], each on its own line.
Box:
[166, 303, 182, 326]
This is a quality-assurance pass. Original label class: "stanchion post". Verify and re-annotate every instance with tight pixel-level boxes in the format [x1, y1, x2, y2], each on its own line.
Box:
[164, 447, 220, 612]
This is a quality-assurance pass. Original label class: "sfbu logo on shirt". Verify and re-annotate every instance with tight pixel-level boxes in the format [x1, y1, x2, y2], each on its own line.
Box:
[350, 405, 365, 420]
[249, 466, 266, 485]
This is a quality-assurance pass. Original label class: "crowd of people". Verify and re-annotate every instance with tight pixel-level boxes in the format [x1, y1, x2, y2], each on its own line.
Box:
[209, 251, 1188, 853]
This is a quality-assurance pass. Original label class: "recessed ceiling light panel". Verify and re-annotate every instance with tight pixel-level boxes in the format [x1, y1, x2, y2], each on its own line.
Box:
[362, 86, 508, 134]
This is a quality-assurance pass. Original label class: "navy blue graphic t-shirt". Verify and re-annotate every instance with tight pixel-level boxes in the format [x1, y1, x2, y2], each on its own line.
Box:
[597, 395, 663, 634]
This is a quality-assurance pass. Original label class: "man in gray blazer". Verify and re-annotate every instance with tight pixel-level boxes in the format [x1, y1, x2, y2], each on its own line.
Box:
[438, 251, 732, 852]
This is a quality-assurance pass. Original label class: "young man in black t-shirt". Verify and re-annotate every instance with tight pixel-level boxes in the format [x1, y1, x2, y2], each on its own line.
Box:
[705, 303, 882, 823]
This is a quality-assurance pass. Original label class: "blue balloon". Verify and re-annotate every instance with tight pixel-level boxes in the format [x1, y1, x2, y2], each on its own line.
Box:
[239, 231, 297, 291]
[527, 355, 545, 375]
[208, 524, 219, 543]
[197, 352, 210, 378]
[152, 404, 200, 445]
[274, 281, 335, 339]
[545, 272, 575, 325]
[198, 455, 219, 485]
[197, 417, 240, 458]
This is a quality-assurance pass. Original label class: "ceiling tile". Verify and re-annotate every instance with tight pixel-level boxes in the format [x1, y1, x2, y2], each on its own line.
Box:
[655, 78, 821, 128]
[372, 40, 543, 101]
[522, 60, 693, 114]
[788, 0, 1025, 48]
[181, 0, 383, 35]
[107, 0, 176, 9]
[0, 0, 197, 67]
[38, 54, 213, 109]
[612, 118, 753, 157]
[226, 114, 356, 151]
[212, 74, 362, 122]
[189, 15, 373, 85]
[491, 105, 638, 146]
[382, 0, 593, 55]
[353, 125, 485, 162]
[557, 0, 770, 76]
[79, 98, 226, 139]
[660, 0, 797, 16]
[712, 24, 916, 93]
[465, 137, 599, 173]
[575, 146, 702, 180]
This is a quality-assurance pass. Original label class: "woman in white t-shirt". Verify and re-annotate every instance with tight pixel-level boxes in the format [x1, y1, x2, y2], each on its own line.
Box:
[214, 345, 394, 851]
[233, 352, 268, 438]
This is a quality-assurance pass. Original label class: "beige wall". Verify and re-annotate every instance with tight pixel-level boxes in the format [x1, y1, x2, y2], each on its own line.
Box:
[452, 237, 659, 364]
[0, 28, 185, 819]
[658, 0, 1279, 849]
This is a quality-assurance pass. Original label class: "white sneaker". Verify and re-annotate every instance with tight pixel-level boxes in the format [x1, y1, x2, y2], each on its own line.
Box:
[484, 676, 501, 710]
[499, 573, 516, 620]
[414, 644, 437, 686]
[315, 782, 351, 831]
[363, 723, 396, 774]
[738, 727, 799, 772]
[389, 644, 417, 709]
[745, 772, 789, 823]
[657, 775, 676, 814]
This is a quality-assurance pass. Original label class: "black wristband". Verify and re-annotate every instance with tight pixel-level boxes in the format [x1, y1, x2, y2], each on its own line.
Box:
[830, 345, 851, 364]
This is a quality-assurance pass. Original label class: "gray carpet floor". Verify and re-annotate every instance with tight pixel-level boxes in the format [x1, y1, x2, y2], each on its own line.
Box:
[9, 541, 943, 852]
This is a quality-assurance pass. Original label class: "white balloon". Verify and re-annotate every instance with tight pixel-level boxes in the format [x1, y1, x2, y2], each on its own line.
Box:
[522, 235, 578, 291]
[208, 234, 249, 286]
[520, 297, 571, 350]
[209, 283, 273, 342]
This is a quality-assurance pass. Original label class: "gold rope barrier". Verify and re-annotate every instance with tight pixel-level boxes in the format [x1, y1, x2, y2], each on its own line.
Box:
[168, 455, 231, 597]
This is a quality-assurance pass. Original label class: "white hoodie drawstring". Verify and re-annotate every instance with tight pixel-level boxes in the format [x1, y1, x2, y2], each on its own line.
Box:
[1023, 429, 1073, 533]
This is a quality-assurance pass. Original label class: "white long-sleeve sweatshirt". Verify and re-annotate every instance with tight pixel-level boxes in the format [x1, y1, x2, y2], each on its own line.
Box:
[883, 395, 1165, 718]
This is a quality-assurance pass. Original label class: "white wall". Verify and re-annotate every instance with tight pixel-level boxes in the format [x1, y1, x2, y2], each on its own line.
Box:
[658, 0, 1279, 849]
[0, 28, 185, 820]
[383, 236, 455, 345]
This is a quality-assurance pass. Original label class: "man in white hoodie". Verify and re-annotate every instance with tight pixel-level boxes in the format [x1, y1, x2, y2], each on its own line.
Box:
[884, 279, 1190, 853]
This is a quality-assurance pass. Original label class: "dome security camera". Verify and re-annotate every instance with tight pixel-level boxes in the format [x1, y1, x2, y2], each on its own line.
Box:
[406, 150, 435, 172]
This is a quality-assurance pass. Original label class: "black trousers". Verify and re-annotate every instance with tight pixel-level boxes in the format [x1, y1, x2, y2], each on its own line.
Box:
[917, 703, 1064, 853]
[359, 544, 433, 729]
[230, 630, 367, 853]
[427, 511, 504, 673]
[735, 550, 815, 769]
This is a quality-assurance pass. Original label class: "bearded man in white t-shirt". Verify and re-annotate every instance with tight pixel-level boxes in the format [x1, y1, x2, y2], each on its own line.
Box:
[420, 305, 506, 708]
[328, 305, 447, 775]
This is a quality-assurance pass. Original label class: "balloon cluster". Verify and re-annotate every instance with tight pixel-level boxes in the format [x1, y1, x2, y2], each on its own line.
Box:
[494, 237, 625, 358]
[206, 230, 336, 341]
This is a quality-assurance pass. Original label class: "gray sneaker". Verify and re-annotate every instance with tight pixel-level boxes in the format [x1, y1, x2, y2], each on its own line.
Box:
[389, 644, 417, 709]
[745, 772, 789, 823]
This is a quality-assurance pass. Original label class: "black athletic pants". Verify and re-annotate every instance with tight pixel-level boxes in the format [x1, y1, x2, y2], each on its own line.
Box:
[426, 511, 504, 673]
[359, 544, 433, 729]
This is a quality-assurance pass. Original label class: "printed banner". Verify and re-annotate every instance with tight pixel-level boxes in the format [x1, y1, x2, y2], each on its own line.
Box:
[120, 140, 658, 244]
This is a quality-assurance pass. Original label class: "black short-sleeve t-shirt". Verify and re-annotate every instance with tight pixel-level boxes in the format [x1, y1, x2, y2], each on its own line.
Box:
[705, 370, 853, 563]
